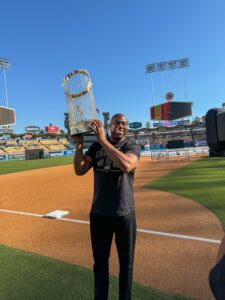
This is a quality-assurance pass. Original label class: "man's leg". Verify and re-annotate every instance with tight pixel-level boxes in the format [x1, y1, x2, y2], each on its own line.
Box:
[90, 212, 113, 300]
[209, 255, 225, 300]
[115, 211, 136, 300]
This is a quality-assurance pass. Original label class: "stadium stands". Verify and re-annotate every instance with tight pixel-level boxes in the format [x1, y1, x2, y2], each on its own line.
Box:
[3, 146, 26, 154]
[0, 148, 6, 154]
[0, 138, 70, 156]
[0, 126, 207, 160]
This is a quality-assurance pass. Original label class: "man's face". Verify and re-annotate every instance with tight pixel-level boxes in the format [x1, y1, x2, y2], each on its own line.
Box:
[109, 115, 128, 141]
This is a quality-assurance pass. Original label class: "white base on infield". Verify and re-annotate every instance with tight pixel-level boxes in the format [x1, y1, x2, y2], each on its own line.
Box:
[0, 209, 221, 244]
[43, 210, 69, 219]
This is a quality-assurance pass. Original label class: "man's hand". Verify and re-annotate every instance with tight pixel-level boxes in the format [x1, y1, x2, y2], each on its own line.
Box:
[71, 134, 83, 148]
[91, 119, 107, 143]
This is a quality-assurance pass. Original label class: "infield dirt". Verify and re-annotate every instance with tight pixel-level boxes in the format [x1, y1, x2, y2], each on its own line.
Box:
[1, 157, 223, 299]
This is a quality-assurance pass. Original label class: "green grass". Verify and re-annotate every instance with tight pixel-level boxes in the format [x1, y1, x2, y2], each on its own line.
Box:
[0, 244, 191, 300]
[146, 157, 225, 229]
[0, 156, 73, 175]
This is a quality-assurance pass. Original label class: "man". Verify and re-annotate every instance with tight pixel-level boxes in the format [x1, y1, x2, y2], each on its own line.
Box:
[73, 113, 140, 300]
[209, 234, 225, 299]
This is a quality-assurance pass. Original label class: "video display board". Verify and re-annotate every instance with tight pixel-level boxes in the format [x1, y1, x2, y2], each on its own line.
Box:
[0, 106, 16, 126]
[150, 102, 192, 120]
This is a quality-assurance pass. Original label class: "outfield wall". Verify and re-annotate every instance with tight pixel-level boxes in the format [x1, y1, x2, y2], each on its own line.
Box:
[0, 147, 209, 162]
[0, 149, 75, 161]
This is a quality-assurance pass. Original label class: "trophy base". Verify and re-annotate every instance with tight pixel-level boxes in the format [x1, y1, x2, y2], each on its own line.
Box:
[70, 121, 93, 136]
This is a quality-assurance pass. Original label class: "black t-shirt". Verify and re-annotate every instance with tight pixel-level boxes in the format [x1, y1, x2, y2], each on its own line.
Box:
[85, 138, 140, 216]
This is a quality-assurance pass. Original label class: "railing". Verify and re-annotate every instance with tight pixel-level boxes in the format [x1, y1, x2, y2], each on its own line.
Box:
[140, 147, 209, 160]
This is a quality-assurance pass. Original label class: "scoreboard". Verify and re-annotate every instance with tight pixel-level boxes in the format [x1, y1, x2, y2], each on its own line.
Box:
[0, 106, 16, 126]
[150, 101, 192, 121]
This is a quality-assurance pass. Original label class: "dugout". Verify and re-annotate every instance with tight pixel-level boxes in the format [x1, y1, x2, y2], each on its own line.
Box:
[25, 149, 45, 160]
[166, 140, 184, 149]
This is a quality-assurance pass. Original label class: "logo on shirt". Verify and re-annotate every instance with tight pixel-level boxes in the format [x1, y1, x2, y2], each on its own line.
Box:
[96, 149, 107, 158]
[95, 149, 120, 172]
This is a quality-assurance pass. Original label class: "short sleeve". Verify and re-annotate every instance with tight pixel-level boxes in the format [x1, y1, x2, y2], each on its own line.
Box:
[85, 141, 99, 160]
[125, 139, 141, 159]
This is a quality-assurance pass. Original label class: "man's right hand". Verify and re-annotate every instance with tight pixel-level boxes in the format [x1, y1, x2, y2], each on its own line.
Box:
[71, 134, 83, 147]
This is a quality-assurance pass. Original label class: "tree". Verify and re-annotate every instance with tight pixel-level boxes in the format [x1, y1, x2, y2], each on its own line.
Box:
[191, 116, 202, 127]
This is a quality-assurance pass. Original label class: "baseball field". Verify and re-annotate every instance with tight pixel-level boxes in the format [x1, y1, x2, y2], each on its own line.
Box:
[1, 156, 224, 300]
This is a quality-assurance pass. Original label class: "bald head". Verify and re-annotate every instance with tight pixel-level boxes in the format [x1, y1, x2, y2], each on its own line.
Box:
[110, 113, 128, 125]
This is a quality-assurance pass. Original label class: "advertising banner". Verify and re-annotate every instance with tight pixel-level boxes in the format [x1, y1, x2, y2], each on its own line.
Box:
[25, 126, 41, 133]
[63, 150, 75, 156]
[45, 125, 60, 133]
[129, 122, 142, 129]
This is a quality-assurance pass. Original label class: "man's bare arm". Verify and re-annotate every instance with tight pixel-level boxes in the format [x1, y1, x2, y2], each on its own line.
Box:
[72, 135, 93, 175]
[100, 139, 138, 173]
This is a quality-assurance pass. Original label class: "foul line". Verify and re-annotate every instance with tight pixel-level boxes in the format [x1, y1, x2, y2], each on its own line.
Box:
[0, 209, 221, 244]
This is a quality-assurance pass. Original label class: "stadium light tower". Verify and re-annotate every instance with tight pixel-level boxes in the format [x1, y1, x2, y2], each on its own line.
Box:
[145, 58, 190, 104]
[0, 57, 10, 107]
[102, 112, 110, 138]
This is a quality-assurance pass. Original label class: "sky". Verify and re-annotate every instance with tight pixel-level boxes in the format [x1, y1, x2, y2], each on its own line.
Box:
[0, 0, 225, 133]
